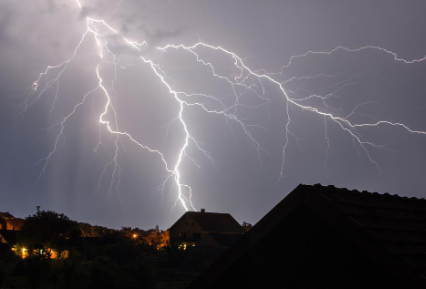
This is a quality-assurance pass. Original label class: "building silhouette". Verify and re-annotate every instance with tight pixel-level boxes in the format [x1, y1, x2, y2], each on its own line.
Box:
[0, 212, 24, 245]
[169, 209, 245, 249]
[0, 212, 24, 231]
[189, 184, 426, 289]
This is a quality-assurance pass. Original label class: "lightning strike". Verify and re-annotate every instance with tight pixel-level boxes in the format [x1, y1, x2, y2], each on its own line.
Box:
[281, 45, 426, 70]
[23, 0, 426, 212]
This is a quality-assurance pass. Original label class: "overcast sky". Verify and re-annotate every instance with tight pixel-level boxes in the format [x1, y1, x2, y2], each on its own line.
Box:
[1, 0, 426, 229]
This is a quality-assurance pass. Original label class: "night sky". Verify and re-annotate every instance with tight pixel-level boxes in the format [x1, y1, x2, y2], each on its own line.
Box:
[1, 0, 426, 230]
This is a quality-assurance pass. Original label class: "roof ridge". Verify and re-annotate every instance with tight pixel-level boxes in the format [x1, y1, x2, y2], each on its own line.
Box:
[308, 183, 426, 201]
[187, 211, 231, 215]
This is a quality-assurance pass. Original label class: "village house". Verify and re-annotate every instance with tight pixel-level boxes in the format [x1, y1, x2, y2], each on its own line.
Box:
[0, 212, 24, 246]
[189, 184, 426, 289]
[0, 212, 24, 231]
[169, 209, 245, 249]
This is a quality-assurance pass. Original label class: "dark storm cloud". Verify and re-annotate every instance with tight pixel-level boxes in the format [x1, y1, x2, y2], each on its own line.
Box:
[1, 0, 426, 230]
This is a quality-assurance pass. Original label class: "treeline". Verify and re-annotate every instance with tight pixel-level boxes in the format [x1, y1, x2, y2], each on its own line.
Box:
[0, 210, 209, 289]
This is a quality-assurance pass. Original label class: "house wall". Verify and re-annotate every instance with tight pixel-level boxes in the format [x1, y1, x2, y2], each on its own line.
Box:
[0, 216, 23, 231]
[4, 219, 23, 231]
[6, 222, 17, 231]
[170, 215, 218, 248]
[0, 233, 7, 244]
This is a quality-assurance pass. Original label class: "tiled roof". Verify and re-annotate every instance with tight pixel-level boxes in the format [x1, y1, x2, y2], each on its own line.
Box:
[188, 184, 426, 289]
[0, 212, 14, 219]
[170, 212, 245, 234]
[312, 184, 426, 279]
[187, 212, 245, 233]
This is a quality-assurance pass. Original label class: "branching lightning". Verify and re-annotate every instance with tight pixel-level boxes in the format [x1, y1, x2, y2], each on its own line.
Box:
[23, 0, 426, 212]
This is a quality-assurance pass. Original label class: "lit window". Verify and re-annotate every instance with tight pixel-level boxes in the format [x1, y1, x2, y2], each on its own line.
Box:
[178, 244, 187, 250]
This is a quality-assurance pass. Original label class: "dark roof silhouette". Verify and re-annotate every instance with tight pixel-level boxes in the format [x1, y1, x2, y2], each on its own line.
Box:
[188, 184, 426, 289]
[0, 212, 14, 219]
[170, 211, 245, 233]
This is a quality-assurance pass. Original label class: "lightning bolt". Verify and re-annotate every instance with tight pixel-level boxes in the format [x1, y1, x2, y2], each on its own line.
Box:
[23, 0, 426, 212]
[281, 46, 426, 70]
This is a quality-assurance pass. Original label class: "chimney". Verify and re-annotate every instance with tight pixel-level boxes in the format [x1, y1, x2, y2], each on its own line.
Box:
[36, 206, 40, 214]
[200, 208, 205, 213]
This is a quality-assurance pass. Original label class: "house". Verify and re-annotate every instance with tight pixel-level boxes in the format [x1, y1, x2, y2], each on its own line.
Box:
[169, 209, 245, 249]
[188, 184, 426, 289]
[0, 212, 24, 231]
[0, 212, 23, 256]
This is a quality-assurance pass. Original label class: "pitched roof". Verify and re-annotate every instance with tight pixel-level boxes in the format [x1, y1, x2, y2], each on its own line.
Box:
[188, 184, 426, 289]
[170, 212, 245, 234]
[0, 212, 15, 219]
[315, 185, 426, 279]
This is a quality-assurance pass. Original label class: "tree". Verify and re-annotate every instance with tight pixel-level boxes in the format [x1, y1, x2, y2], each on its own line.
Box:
[20, 210, 81, 258]
[143, 229, 170, 249]
[23, 254, 51, 289]
[242, 222, 252, 232]
[0, 244, 19, 287]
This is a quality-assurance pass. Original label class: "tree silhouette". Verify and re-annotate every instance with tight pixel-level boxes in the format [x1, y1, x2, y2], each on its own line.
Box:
[20, 210, 81, 258]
